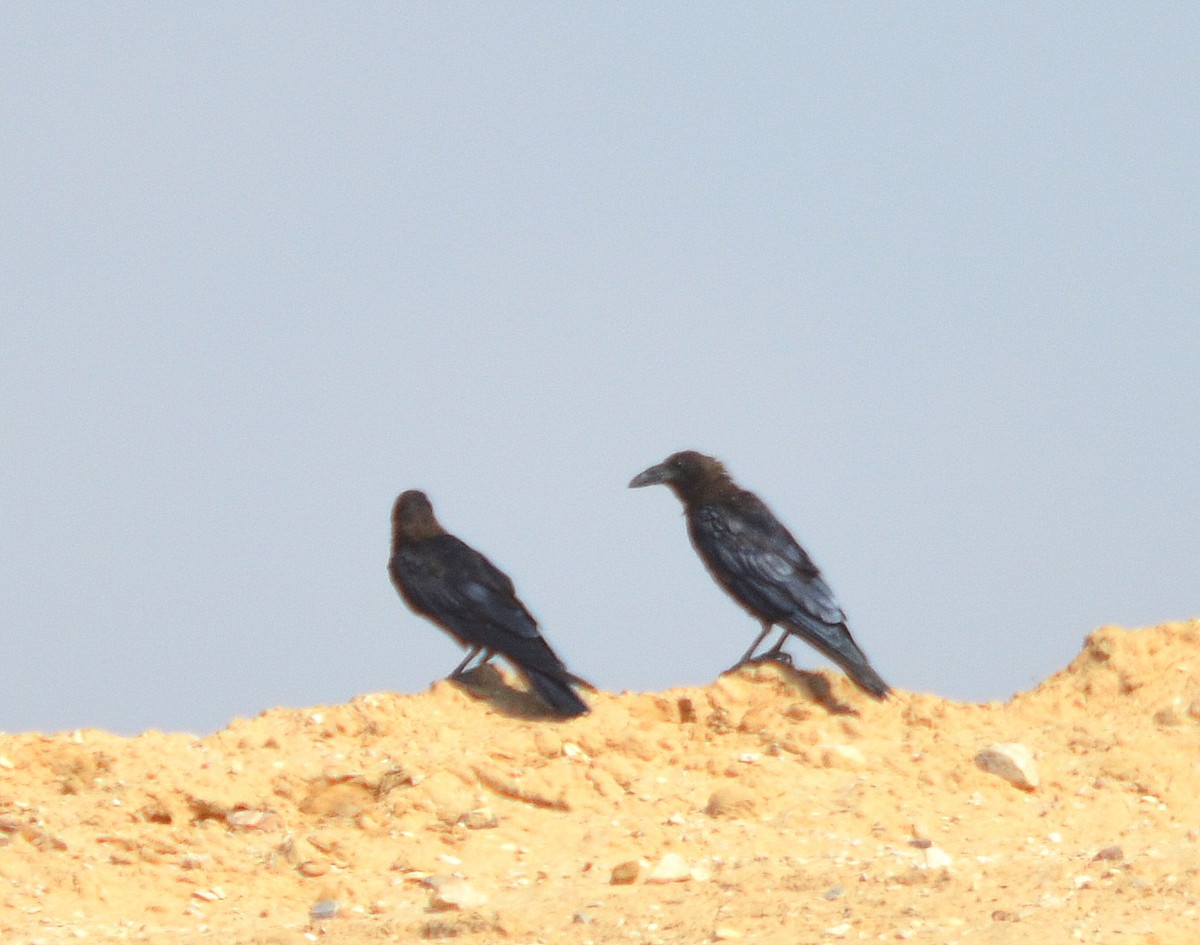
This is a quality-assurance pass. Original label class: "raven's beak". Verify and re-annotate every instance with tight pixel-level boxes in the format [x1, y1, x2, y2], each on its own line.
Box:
[629, 462, 671, 488]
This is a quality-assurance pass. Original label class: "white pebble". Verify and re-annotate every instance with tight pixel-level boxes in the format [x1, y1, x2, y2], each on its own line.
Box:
[975, 743, 1039, 791]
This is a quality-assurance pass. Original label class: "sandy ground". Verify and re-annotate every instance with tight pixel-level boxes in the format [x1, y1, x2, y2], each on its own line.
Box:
[2, 620, 1200, 944]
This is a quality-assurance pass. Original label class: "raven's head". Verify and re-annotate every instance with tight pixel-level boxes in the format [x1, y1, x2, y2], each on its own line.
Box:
[629, 450, 731, 504]
[391, 489, 446, 543]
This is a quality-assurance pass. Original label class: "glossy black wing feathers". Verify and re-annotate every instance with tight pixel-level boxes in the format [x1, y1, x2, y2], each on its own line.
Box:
[389, 534, 588, 715]
[689, 496, 844, 626]
[689, 495, 890, 698]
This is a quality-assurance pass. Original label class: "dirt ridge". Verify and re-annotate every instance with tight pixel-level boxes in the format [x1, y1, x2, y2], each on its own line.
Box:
[2, 620, 1199, 943]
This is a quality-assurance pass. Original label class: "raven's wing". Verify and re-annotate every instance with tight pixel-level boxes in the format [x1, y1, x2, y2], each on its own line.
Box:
[389, 535, 589, 714]
[689, 496, 845, 627]
[391, 535, 539, 637]
[690, 496, 890, 698]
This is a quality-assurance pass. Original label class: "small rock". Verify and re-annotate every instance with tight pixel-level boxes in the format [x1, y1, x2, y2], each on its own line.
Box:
[191, 888, 226, 902]
[278, 835, 318, 866]
[572, 912, 593, 925]
[713, 928, 742, 941]
[430, 878, 488, 911]
[310, 900, 340, 921]
[1093, 845, 1124, 861]
[738, 707, 771, 732]
[375, 766, 417, 798]
[227, 808, 281, 831]
[823, 885, 844, 900]
[185, 795, 230, 822]
[423, 912, 500, 939]
[783, 703, 814, 721]
[975, 743, 1039, 791]
[610, 860, 641, 885]
[647, 852, 691, 883]
[534, 731, 562, 758]
[923, 846, 953, 870]
[456, 807, 499, 830]
[819, 744, 866, 770]
[1154, 706, 1183, 726]
[298, 861, 329, 878]
[704, 788, 758, 819]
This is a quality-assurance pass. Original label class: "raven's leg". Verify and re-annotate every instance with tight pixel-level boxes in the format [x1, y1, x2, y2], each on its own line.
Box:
[728, 622, 778, 670]
[448, 646, 483, 678]
[464, 648, 496, 673]
[757, 632, 794, 665]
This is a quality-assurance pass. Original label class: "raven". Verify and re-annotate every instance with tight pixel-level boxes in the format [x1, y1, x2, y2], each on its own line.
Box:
[629, 451, 890, 699]
[388, 490, 589, 716]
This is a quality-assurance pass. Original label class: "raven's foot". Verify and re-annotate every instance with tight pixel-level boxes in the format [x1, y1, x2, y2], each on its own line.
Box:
[725, 650, 793, 674]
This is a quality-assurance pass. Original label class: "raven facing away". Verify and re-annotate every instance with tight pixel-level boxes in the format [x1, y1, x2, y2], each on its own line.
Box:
[629, 451, 891, 699]
[388, 490, 589, 717]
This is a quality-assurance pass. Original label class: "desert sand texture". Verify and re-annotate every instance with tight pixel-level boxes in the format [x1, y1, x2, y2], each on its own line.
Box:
[2, 620, 1200, 945]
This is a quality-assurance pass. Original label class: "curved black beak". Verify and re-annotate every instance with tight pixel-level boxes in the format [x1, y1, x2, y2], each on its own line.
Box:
[629, 461, 671, 489]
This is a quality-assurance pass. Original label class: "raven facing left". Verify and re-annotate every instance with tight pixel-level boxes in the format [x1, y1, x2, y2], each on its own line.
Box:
[388, 490, 589, 717]
[630, 451, 891, 700]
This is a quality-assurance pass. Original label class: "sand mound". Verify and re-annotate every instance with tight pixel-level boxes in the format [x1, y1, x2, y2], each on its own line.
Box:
[3, 621, 1199, 943]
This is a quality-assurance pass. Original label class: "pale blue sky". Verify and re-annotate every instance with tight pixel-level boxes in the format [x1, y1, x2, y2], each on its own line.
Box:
[3, 4, 1197, 734]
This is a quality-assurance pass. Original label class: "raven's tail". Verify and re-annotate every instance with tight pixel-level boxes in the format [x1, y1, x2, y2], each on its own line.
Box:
[783, 618, 892, 700]
[522, 666, 591, 717]
[839, 659, 891, 700]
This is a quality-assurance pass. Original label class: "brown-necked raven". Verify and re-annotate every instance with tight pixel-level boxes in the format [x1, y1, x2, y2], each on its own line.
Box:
[388, 490, 589, 716]
[629, 451, 890, 699]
